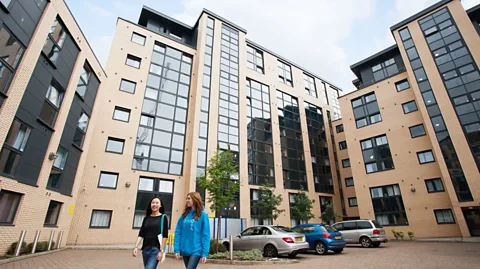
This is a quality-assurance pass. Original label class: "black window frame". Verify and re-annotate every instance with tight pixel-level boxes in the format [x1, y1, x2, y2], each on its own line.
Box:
[348, 197, 358, 207]
[97, 171, 119, 190]
[345, 177, 354, 187]
[0, 24, 25, 98]
[113, 106, 131, 122]
[351, 92, 382, 128]
[402, 100, 418, 114]
[303, 73, 317, 98]
[370, 184, 408, 226]
[75, 62, 92, 99]
[434, 209, 455, 224]
[409, 124, 426, 138]
[131, 32, 146, 46]
[360, 134, 394, 174]
[44, 200, 62, 227]
[42, 18, 68, 65]
[339, 141, 347, 150]
[342, 159, 350, 168]
[89, 209, 113, 229]
[425, 178, 445, 193]
[336, 124, 344, 133]
[125, 54, 141, 69]
[0, 0, 12, 10]
[246, 45, 264, 74]
[0, 189, 22, 225]
[0, 119, 32, 177]
[277, 60, 293, 87]
[73, 111, 90, 149]
[105, 137, 125, 154]
[38, 80, 65, 128]
[417, 150, 435, 164]
[119, 78, 136, 94]
[395, 79, 410, 92]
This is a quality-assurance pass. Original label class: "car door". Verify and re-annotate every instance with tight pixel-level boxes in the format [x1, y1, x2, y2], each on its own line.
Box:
[341, 222, 358, 243]
[255, 227, 272, 250]
[302, 226, 317, 249]
[235, 227, 256, 250]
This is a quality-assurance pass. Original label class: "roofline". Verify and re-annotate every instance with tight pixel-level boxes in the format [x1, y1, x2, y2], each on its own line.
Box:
[64, 0, 107, 77]
[350, 44, 398, 70]
[142, 5, 193, 30]
[202, 9, 247, 33]
[390, 0, 453, 31]
[246, 39, 343, 91]
[466, 3, 480, 14]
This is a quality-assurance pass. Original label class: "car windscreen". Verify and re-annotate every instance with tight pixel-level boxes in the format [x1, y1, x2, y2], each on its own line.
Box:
[321, 225, 338, 233]
[372, 220, 384, 228]
[271, 226, 293, 233]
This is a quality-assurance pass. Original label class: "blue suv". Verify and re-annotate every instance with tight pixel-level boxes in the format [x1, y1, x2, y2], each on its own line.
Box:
[292, 224, 346, 255]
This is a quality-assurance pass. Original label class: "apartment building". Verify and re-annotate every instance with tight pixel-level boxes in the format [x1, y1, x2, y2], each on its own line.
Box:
[0, 0, 106, 253]
[65, 6, 345, 245]
[340, 0, 480, 238]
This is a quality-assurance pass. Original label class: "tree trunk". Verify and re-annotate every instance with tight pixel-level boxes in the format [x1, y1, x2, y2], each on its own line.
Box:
[216, 216, 221, 253]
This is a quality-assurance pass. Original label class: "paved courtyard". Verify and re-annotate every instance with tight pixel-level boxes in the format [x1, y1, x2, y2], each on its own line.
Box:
[1, 241, 479, 269]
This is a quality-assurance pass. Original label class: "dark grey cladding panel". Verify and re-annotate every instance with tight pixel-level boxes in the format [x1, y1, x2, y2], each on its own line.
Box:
[0, 13, 29, 46]
[18, 0, 44, 23]
[62, 36, 81, 59]
[0, 96, 4, 107]
[32, 60, 53, 89]
[9, 1, 35, 40]
[0, 0, 47, 45]
[15, 159, 41, 186]
[81, 92, 95, 115]
[21, 76, 48, 105]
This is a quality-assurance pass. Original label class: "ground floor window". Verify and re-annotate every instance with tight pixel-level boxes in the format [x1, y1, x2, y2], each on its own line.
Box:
[370, 184, 408, 226]
[133, 177, 174, 228]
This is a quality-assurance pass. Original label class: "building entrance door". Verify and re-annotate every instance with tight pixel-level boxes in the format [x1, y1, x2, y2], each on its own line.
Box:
[462, 207, 480, 236]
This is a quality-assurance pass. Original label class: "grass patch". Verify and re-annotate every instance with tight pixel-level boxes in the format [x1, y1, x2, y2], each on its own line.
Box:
[208, 249, 264, 261]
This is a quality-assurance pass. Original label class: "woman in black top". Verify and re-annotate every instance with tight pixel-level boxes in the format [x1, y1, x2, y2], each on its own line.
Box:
[132, 197, 169, 269]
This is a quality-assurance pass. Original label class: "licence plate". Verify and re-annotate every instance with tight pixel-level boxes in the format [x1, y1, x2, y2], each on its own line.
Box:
[295, 237, 303, 242]
[334, 236, 341, 240]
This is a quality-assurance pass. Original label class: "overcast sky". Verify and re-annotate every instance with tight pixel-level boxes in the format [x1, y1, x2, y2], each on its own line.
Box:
[65, 0, 480, 93]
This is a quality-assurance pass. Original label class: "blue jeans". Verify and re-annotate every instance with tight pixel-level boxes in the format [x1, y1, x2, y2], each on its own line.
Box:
[183, 255, 201, 269]
[142, 247, 159, 269]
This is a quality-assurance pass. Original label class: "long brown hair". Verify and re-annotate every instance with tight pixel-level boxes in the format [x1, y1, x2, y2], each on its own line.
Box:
[182, 192, 203, 220]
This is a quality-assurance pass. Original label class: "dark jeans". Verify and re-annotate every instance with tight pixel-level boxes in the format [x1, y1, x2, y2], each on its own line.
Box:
[183, 255, 201, 269]
[142, 247, 159, 269]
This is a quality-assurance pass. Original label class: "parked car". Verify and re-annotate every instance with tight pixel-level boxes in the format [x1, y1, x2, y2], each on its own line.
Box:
[292, 224, 346, 255]
[332, 220, 388, 248]
[221, 225, 309, 258]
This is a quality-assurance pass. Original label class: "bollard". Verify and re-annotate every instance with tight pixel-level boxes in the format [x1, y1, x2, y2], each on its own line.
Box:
[31, 231, 41, 254]
[48, 230, 55, 251]
[167, 234, 172, 253]
[56, 231, 63, 249]
[229, 235, 233, 261]
[15, 231, 26, 257]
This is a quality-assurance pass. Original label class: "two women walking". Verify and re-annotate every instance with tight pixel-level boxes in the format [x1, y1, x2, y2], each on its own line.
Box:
[133, 192, 210, 269]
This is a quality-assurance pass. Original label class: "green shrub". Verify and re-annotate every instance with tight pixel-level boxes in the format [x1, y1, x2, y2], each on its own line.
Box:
[391, 229, 398, 240]
[397, 231, 404, 240]
[209, 249, 264, 261]
[408, 231, 414, 240]
[209, 239, 226, 254]
[6, 241, 28, 255]
[26, 241, 53, 254]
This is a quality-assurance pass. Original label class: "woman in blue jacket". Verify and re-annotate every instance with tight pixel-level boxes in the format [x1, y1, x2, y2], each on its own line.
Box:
[174, 192, 210, 269]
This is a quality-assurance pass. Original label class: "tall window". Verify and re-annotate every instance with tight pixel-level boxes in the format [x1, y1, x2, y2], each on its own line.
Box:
[370, 184, 408, 226]
[39, 82, 64, 127]
[247, 79, 274, 186]
[0, 25, 24, 100]
[47, 147, 68, 189]
[277, 91, 306, 190]
[133, 43, 192, 175]
[42, 18, 67, 63]
[371, 57, 399, 82]
[319, 196, 333, 213]
[352, 92, 381, 128]
[250, 189, 273, 225]
[304, 74, 317, 97]
[277, 61, 293, 86]
[361, 134, 394, 173]
[76, 63, 92, 98]
[289, 194, 307, 227]
[44, 200, 62, 226]
[328, 86, 342, 120]
[247, 45, 264, 73]
[0, 120, 31, 176]
[305, 102, 333, 193]
[321, 82, 329, 105]
[133, 177, 173, 228]
[73, 112, 89, 148]
[0, 190, 22, 224]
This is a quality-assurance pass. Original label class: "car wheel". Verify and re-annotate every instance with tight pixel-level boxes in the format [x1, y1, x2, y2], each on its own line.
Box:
[223, 242, 229, 251]
[263, 244, 278, 257]
[315, 241, 327, 255]
[372, 242, 381, 248]
[288, 253, 297, 258]
[360, 237, 373, 248]
[333, 249, 343, 254]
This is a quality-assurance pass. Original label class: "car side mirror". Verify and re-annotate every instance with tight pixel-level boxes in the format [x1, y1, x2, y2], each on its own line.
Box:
[237, 234, 241, 238]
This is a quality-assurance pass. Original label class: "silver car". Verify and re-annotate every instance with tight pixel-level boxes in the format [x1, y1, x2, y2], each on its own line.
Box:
[221, 225, 309, 258]
[332, 220, 388, 248]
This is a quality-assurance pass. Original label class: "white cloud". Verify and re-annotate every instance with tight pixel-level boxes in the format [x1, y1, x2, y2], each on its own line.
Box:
[84, 1, 114, 17]
[172, 0, 375, 92]
[461, 0, 480, 10]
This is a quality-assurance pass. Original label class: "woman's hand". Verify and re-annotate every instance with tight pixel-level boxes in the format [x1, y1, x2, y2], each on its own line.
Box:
[132, 247, 138, 257]
[175, 253, 181, 260]
[201, 257, 207, 264]
[156, 251, 164, 261]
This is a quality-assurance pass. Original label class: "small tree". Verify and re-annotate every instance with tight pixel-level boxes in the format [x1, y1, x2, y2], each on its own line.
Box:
[252, 184, 285, 223]
[198, 149, 239, 253]
[290, 188, 315, 224]
[321, 202, 340, 224]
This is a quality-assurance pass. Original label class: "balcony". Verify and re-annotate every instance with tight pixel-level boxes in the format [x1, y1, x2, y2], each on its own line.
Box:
[356, 67, 406, 90]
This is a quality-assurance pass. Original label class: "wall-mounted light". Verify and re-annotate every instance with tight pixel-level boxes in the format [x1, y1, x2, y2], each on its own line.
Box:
[48, 152, 58, 160]
[411, 187, 416, 192]
[125, 182, 131, 188]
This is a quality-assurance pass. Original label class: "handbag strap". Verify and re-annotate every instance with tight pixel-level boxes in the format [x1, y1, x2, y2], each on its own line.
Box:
[159, 214, 165, 237]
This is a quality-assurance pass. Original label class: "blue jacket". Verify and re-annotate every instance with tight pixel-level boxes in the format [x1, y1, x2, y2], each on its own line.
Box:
[174, 209, 210, 257]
